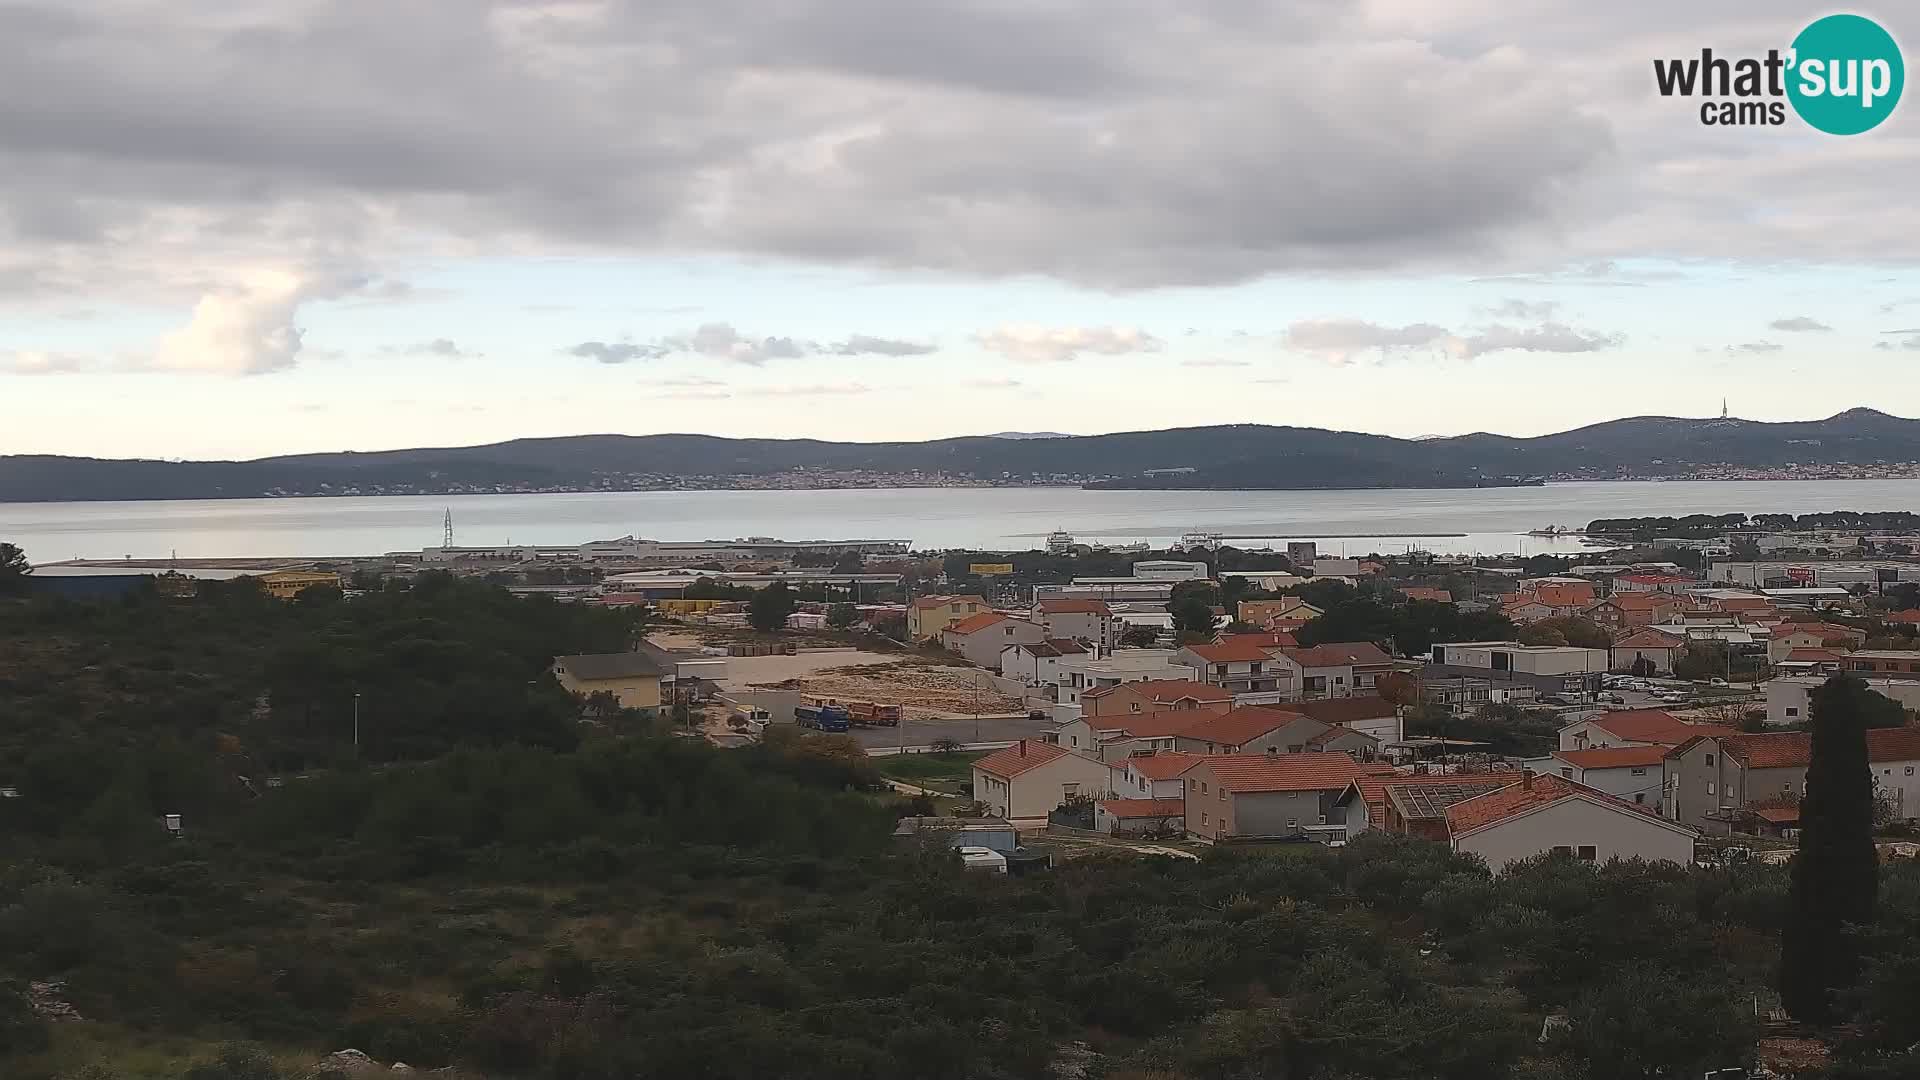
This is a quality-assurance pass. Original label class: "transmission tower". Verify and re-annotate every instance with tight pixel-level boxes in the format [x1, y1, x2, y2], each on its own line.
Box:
[443, 508, 455, 548]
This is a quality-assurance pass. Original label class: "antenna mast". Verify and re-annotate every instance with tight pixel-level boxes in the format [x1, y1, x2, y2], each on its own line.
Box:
[443, 508, 455, 548]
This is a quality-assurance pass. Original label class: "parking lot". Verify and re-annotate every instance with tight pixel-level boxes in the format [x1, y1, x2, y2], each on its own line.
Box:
[848, 712, 1054, 751]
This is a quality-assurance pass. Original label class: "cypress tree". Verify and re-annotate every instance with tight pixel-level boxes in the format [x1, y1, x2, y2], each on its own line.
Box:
[1779, 674, 1880, 1023]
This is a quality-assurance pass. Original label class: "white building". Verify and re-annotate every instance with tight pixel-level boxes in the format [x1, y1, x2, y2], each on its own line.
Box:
[1312, 557, 1362, 577]
[1429, 642, 1609, 676]
[1766, 676, 1920, 727]
[999, 639, 1089, 686]
[1445, 773, 1698, 873]
[1523, 746, 1667, 808]
[1131, 560, 1211, 582]
[1054, 649, 1199, 704]
[971, 741, 1120, 821]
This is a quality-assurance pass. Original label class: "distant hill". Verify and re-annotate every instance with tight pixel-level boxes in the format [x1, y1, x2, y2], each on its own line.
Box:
[983, 431, 1074, 440]
[3, 409, 1918, 502]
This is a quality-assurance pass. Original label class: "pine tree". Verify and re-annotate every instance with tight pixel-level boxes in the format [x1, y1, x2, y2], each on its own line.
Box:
[1780, 674, 1880, 1023]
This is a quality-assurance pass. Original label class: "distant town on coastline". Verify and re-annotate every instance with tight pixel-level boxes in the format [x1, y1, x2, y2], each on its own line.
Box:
[4, 408, 1920, 503]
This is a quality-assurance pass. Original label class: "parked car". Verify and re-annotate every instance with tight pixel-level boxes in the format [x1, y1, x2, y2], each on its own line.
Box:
[1709, 677, 1729, 687]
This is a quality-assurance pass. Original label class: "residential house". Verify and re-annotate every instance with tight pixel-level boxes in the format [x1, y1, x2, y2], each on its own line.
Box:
[258, 570, 343, 599]
[1183, 754, 1362, 843]
[1767, 622, 1868, 663]
[1216, 630, 1299, 649]
[908, 594, 990, 641]
[551, 652, 666, 716]
[1529, 581, 1598, 609]
[1095, 798, 1189, 835]
[1774, 649, 1848, 679]
[942, 613, 1047, 668]
[1033, 598, 1119, 652]
[1526, 746, 1667, 807]
[1178, 640, 1296, 699]
[1278, 695, 1405, 743]
[1080, 679, 1233, 720]
[1055, 650, 1200, 704]
[1886, 610, 1920, 626]
[1237, 598, 1324, 627]
[1056, 711, 1198, 759]
[1502, 597, 1558, 624]
[1173, 706, 1377, 757]
[1662, 728, 1920, 830]
[1277, 641, 1394, 698]
[1614, 573, 1698, 595]
[1398, 587, 1453, 604]
[999, 639, 1088, 686]
[1610, 628, 1688, 674]
[1610, 591, 1684, 627]
[1446, 773, 1698, 872]
[1765, 675, 1920, 727]
[1559, 709, 1735, 752]
[1582, 599, 1628, 632]
[971, 740, 1119, 820]
[1844, 651, 1920, 680]
[1337, 770, 1525, 839]
[1116, 751, 1207, 798]
[1427, 641, 1608, 699]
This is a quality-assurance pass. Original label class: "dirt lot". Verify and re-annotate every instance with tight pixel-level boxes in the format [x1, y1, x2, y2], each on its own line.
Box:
[752, 658, 1024, 720]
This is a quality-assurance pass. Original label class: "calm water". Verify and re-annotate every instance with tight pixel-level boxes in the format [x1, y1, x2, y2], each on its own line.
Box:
[5, 480, 1920, 561]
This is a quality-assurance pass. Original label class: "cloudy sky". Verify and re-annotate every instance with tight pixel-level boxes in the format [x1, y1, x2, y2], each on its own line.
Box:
[3, 0, 1918, 459]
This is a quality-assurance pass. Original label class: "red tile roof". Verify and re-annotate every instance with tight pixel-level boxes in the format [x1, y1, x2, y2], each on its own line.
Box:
[1218, 632, 1298, 649]
[1200, 753, 1360, 794]
[1125, 751, 1207, 779]
[1611, 592, 1678, 611]
[1445, 773, 1675, 836]
[1710, 596, 1776, 612]
[1886, 610, 1920, 625]
[1185, 640, 1281, 663]
[1399, 587, 1453, 603]
[1282, 642, 1393, 668]
[1553, 745, 1669, 769]
[1613, 629, 1685, 649]
[1178, 706, 1307, 748]
[1082, 679, 1232, 704]
[1097, 797, 1188, 819]
[1718, 727, 1920, 770]
[1587, 709, 1736, 746]
[1753, 805, 1800, 824]
[1530, 583, 1597, 607]
[944, 612, 1010, 636]
[1037, 599, 1113, 615]
[974, 740, 1075, 779]
[1307, 726, 1376, 747]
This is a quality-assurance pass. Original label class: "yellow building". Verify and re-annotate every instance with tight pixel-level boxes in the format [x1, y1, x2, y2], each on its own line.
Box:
[551, 652, 666, 716]
[257, 570, 343, 600]
[656, 598, 731, 616]
[907, 594, 990, 641]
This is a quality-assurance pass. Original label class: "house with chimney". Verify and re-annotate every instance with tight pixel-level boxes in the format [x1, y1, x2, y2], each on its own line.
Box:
[999, 638, 1088, 686]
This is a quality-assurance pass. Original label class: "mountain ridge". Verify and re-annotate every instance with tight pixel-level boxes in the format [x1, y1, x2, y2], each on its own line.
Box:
[3, 409, 1916, 502]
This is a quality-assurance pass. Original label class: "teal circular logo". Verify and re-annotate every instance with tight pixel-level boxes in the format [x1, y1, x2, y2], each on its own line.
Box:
[1787, 14, 1904, 135]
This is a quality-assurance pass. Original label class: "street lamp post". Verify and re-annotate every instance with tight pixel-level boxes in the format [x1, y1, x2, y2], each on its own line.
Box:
[352, 692, 362, 754]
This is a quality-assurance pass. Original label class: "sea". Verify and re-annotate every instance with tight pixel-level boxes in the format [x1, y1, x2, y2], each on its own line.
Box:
[5, 479, 1920, 562]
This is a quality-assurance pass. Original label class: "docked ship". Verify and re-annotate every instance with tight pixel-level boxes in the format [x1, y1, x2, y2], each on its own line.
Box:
[1176, 530, 1225, 550]
[1046, 530, 1077, 554]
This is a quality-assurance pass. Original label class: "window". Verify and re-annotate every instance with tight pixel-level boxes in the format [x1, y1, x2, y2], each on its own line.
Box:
[1201, 812, 1209, 826]
[1559, 768, 1573, 779]
[1287, 819, 1297, 830]
[1577, 845, 1597, 861]
[1786, 707, 1799, 717]
[1335, 676, 1345, 685]
[1201, 781, 1209, 794]
[1630, 767, 1646, 776]
[1908, 767, 1915, 776]
[1062, 783, 1079, 797]
[1705, 754, 1715, 766]
[1706, 781, 1716, 795]
[1130, 703, 1141, 713]
[1266, 746, 1278, 756]
[1218, 789, 1225, 802]
[1552, 845, 1572, 855]
[1634, 793, 1645, 804]
[1189, 779, 1197, 792]
[1069, 736, 1077, 747]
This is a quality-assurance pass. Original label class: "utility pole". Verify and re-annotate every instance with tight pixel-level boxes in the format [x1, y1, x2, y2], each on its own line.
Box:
[352, 692, 362, 754]
[973, 672, 982, 744]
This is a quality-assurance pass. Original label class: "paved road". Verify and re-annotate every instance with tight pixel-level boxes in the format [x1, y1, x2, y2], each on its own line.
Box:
[847, 713, 1053, 750]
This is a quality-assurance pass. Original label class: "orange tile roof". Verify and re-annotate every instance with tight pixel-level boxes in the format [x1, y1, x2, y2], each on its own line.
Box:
[1082, 679, 1232, 704]
[1610, 592, 1677, 611]
[1531, 583, 1597, 607]
[974, 740, 1075, 779]
[1587, 709, 1735, 746]
[1097, 797, 1188, 819]
[1711, 596, 1776, 612]
[1186, 640, 1281, 663]
[1399, 587, 1453, 603]
[1753, 805, 1800, 823]
[1445, 773, 1672, 836]
[1200, 753, 1360, 794]
[1553, 745, 1669, 769]
[1093, 712, 1210, 738]
[944, 612, 1010, 636]
[1037, 599, 1113, 615]
[1124, 751, 1207, 780]
[1282, 642, 1393, 668]
[1887, 610, 1920, 625]
[1218, 632, 1299, 649]
[1613, 629, 1685, 649]
[1178, 706, 1307, 747]
[1720, 727, 1920, 770]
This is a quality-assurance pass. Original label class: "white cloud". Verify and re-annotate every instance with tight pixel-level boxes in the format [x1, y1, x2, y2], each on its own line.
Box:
[1180, 358, 1251, 368]
[152, 271, 325, 375]
[977, 325, 1161, 363]
[1283, 316, 1623, 363]
[1459, 322, 1623, 358]
[1484, 299, 1559, 320]
[0, 351, 91, 375]
[387, 338, 476, 358]
[829, 334, 936, 356]
[1726, 341, 1784, 354]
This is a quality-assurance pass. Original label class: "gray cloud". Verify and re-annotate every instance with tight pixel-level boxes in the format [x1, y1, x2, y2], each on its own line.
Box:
[1768, 317, 1832, 332]
[830, 334, 936, 356]
[1727, 341, 1784, 354]
[388, 338, 474, 358]
[1284, 317, 1623, 363]
[1485, 299, 1559, 320]
[1875, 336, 1920, 352]
[568, 341, 662, 364]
